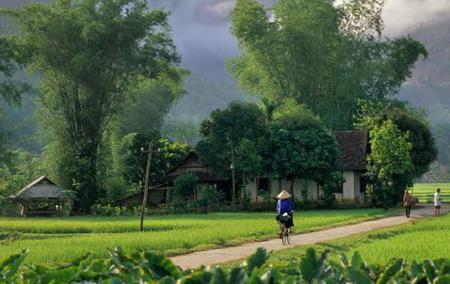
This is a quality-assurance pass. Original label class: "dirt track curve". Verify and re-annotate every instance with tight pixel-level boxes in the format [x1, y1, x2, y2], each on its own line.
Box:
[170, 204, 449, 269]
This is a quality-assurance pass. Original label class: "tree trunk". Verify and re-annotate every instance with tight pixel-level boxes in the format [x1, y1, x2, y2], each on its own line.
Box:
[317, 183, 320, 200]
[255, 176, 260, 204]
[72, 140, 99, 214]
[302, 178, 309, 201]
[290, 178, 294, 199]
[230, 143, 236, 206]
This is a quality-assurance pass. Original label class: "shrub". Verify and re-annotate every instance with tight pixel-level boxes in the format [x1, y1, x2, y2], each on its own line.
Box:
[171, 174, 199, 202]
[197, 186, 225, 212]
[1, 247, 449, 283]
[0, 197, 17, 217]
[91, 204, 140, 216]
[240, 187, 252, 211]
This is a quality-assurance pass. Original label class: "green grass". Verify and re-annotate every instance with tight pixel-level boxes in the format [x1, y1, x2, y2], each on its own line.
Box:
[249, 213, 450, 269]
[0, 209, 394, 265]
[412, 183, 450, 203]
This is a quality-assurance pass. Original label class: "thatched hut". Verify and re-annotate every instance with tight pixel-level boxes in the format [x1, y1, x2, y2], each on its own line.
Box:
[11, 176, 73, 217]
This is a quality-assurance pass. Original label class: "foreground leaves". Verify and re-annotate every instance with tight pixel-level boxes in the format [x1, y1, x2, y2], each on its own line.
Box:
[0, 247, 449, 283]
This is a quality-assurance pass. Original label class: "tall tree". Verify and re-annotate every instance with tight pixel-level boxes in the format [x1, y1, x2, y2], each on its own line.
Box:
[0, 31, 30, 164]
[355, 99, 437, 179]
[229, 0, 427, 130]
[268, 102, 339, 199]
[115, 75, 187, 138]
[367, 119, 413, 206]
[196, 101, 267, 205]
[9, 0, 180, 212]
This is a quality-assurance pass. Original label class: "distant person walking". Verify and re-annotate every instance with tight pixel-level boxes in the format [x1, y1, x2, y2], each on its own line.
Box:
[403, 189, 413, 218]
[434, 188, 442, 217]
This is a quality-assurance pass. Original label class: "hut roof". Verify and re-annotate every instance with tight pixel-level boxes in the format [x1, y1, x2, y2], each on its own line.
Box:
[167, 151, 227, 181]
[11, 176, 73, 200]
[335, 130, 369, 171]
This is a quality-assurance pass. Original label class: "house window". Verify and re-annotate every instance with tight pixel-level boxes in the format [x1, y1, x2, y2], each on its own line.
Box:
[258, 177, 270, 193]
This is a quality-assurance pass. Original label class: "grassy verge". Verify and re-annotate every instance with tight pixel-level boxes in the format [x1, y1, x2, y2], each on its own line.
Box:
[0, 209, 395, 265]
[230, 212, 450, 269]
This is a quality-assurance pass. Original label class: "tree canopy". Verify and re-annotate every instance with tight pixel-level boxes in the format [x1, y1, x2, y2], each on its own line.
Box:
[229, 0, 427, 130]
[8, 0, 181, 212]
[269, 103, 339, 197]
[196, 101, 267, 204]
[367, 119, 413, 206]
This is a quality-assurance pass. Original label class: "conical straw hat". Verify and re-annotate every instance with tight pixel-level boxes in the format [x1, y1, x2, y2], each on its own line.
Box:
[277, 190, 291, 199]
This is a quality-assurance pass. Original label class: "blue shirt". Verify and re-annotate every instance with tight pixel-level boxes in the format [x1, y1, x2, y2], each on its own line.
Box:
[277, 199, 294, 214]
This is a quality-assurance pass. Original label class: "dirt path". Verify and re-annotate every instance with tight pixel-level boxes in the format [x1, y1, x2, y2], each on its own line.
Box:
[170, 204, 449, 269]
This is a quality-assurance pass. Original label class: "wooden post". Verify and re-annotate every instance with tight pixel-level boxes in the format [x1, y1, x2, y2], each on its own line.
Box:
[230, 143, 236, 206]
[140, 142, 153, 232]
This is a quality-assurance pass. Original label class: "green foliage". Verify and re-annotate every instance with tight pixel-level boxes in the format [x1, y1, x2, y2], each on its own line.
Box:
[321, 171, 345, 205]
[172, 174, 199, 202]
[8, 0, 180, 213]
[433, 123, 450, 168]
[197, 101, 267, 204]
[368, 120, 413, 181]
[356, 99, 437, 179]
[0, 149, 44, 198]
[0, 32, 30, 167]
[1, 246, 449, 283]
[0, 34, 29, 105]
[389, 109, 437, 177]
[123, 134, 188, 189]
[356, 99, 436, 205]
[0, 209, 390, 264]
[163, 118, 200, 146]
[97, 131, 189, 202]
[116, 75, 187, 138]
[269, 103, 339, 193]
[367, 120, 413, 206]
[91, 204, 140, 217]
[229, 0, 427, 130]
[240, 186, 252, 211]
[197, 186, 225, 212]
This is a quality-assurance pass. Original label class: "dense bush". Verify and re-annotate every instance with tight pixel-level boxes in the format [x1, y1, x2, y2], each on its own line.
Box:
[171, 174, 199, 202]
[91, 204, 140, 216]
[197, 186, 225, 212]
[0, 197, 17, 217]
[1, 247, 449, 283]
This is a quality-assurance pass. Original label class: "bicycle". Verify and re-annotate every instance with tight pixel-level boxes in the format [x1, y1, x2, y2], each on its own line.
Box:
[280, 222, 291, 245]
[278, 213, 292, 245]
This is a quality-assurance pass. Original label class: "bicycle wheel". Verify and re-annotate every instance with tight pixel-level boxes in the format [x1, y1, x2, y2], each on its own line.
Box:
[281, 225, 288, 245]
[286, 228, 291, 244]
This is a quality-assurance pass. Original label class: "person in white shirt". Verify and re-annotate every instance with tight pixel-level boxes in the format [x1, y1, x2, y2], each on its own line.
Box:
[434, 188, 441, 217]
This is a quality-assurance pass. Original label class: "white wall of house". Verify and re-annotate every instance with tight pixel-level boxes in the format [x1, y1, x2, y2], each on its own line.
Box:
[246, 177, 319, 202]
[336, 171, 364, 202]
[246, 171, 365, 203]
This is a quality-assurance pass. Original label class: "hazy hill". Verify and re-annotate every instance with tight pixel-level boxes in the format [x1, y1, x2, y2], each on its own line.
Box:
[1, 0, 449, 173]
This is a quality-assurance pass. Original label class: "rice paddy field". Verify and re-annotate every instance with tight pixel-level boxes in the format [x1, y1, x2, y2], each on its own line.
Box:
[412, 183, 450, 203]
[256, 213, 450, 268]
[0, 209, 393, 265]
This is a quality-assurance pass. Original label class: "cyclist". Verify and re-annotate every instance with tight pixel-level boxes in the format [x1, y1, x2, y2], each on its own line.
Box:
[276, 190, 294, 237]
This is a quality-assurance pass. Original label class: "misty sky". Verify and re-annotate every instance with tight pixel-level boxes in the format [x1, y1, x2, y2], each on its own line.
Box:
[148, 0, 450, 79]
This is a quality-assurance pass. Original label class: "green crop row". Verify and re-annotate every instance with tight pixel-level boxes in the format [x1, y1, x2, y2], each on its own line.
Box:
[248, 213, 450, 271]
[0, 209, 395, 265]
[1, 246, 449, 283]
